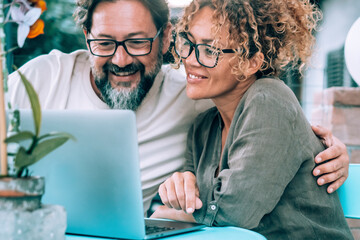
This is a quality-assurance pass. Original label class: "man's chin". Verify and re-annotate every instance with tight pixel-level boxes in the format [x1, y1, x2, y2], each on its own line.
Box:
[112, 82, 138, 91]
[102, 86, 140, 110]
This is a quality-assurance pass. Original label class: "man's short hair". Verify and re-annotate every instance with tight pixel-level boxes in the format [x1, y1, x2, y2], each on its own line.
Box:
[74, 0, 170, 33]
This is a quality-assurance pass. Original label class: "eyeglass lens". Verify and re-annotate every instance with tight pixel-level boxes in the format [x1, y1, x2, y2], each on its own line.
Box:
[175, 35, 219, 67]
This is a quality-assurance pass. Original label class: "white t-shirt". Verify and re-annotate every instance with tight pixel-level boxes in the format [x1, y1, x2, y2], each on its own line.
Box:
[7, 50, 213, 213]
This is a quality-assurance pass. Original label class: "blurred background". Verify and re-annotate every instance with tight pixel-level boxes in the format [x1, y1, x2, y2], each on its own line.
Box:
[3, 0, 360, 119]
[4, 1, 359, 238]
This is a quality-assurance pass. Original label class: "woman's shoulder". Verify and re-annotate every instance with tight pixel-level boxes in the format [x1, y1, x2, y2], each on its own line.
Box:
[249, 77, 294, 97]
[235, 77, 303, 125]
[244, 77, 300, 108]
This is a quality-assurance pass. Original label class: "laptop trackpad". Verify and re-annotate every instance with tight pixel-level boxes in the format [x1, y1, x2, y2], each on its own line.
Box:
[145, 218, 205, 238]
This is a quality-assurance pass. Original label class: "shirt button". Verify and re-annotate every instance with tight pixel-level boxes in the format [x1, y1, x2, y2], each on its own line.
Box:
[210, 204, 217, 211]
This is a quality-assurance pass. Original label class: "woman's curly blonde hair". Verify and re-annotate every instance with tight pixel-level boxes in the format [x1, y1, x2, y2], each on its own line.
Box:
[174, 0, 322, 81]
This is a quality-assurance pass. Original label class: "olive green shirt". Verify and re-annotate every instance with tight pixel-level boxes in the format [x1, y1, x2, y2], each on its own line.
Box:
[183, 78, 352, 239]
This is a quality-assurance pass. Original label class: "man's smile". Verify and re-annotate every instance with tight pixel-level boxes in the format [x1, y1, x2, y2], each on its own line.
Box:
[109, 69, 141, 88]
[110, 68, 138, 77]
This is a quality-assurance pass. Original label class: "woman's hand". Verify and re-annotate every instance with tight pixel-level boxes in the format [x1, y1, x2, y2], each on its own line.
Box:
[311, 125, 349, 193]
[158, 171, 203, 214]
[150, 205, 196, 222]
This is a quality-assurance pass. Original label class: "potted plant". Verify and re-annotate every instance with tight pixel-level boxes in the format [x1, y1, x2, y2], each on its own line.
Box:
[0, 1, 74, 239]
[0, 70, 75, 239]
[1, 68, 75, 198]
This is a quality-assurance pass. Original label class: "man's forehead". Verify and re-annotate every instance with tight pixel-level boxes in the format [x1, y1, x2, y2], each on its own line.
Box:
[90, 0, 157, 36]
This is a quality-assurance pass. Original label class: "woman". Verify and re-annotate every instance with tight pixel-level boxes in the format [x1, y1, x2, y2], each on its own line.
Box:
[151, 0, 353, 239]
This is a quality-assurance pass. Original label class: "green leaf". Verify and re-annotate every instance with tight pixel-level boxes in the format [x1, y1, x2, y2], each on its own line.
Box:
[4, 131, 35, 143]
[14, 137, 72, 170]
[38, 132, 76, 142]
[14, 147, 35, 169]
[30, 137, 71, 165]
[15, 68, 42, 137]
[31, 137, 71, 163]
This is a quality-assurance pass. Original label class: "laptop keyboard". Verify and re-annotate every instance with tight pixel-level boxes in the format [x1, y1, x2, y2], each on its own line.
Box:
[146, 225, 175, 235]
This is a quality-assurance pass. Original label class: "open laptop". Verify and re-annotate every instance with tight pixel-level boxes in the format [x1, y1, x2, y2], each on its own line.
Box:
[12, 109, 205, 239]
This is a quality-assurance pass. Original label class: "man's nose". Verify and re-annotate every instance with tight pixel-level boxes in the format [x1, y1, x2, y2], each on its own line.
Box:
[111, 45, 133, 67]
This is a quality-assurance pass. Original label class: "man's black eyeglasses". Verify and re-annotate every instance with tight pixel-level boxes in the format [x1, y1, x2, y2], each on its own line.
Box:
[87, 28, 162, 57]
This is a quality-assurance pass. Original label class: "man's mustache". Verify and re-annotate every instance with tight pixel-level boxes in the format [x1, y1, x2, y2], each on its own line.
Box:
[105, 62, 145, 74]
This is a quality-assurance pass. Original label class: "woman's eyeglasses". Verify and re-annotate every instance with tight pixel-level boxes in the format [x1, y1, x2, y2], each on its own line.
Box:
[174, 33, 235, 68]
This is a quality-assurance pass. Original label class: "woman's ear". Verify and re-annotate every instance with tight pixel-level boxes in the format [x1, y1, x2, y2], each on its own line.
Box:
[247, 52, 264, 76]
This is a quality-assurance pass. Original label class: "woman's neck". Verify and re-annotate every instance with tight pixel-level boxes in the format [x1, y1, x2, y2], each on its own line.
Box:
[213, 75, 257, 132]
[215, 76, 257, 173]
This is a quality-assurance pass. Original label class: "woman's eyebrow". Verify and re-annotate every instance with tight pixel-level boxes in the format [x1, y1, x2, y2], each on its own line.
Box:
[187, 31, 214, 44]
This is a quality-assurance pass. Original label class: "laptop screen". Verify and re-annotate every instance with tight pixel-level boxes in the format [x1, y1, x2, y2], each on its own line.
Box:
[18, 110, 147, 239]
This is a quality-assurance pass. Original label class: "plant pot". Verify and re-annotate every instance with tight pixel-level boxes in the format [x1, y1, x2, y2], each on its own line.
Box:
[0, 176, 67, 240]
[0, 176, 45, 211]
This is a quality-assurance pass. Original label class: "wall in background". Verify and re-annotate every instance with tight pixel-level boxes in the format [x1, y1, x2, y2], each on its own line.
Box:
[302, 0, 360, 120]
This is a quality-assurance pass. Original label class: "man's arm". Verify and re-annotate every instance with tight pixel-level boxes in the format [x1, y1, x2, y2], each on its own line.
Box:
[312, 125, 349, 193]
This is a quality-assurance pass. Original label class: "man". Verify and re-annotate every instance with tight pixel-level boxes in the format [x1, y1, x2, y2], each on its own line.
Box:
[8, 0, 349, 215]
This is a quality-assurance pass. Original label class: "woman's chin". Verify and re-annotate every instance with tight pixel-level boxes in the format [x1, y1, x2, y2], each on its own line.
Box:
[186, 87, 208, 100]
[186, 92, 206, 100]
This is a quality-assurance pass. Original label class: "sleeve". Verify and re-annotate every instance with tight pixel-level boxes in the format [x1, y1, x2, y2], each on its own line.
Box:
[193, 88, 312, 229]
[7, 50, 75, 109]
[7, 58, 42, 109]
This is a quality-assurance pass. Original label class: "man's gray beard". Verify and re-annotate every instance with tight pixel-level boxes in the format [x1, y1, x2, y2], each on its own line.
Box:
[91, 50, 163, 111]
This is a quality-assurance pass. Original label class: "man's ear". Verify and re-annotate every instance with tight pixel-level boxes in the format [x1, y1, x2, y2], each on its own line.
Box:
[83, 29, 90, 50]
[161, 23, 172, 55]
[83, 28, 88, 38]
